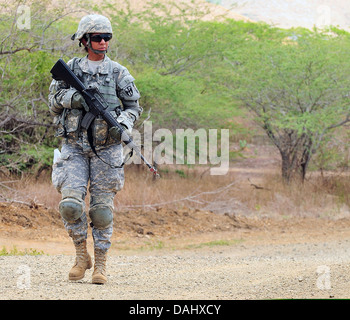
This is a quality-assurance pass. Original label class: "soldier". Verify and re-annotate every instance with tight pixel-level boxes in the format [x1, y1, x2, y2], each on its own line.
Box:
[48, 14, 142, 284]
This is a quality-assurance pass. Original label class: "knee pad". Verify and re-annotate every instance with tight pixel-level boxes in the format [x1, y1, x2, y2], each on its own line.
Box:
[89, 205, 113, 229]
[59, 189, 84, 223]
[59, 198, 84, 223]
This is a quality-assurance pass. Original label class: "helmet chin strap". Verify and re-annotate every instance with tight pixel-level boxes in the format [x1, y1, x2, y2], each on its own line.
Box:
[86, 34, 108, 55]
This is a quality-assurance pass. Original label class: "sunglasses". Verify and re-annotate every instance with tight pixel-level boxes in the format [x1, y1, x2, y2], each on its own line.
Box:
[90, 34, 112, 42]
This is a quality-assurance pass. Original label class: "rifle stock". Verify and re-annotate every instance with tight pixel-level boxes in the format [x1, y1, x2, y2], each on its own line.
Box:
[50, 58, 86, 92]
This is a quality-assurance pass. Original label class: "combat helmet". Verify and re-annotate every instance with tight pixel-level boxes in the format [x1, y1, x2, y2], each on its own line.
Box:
[71, 14, 113, 54]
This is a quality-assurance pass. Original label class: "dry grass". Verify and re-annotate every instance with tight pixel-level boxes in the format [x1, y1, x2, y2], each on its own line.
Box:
[0, 165, 235, 211]
[1, 164, 350, 220]
[118, 165, 236, 209]
[238, 172, 350, 218]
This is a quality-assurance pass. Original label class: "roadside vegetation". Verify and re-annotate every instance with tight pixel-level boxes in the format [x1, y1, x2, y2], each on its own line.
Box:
[0, 245, 45, 256]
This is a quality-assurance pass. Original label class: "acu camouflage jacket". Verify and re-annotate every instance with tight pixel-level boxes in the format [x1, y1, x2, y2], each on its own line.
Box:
[48, 55, 143, 148]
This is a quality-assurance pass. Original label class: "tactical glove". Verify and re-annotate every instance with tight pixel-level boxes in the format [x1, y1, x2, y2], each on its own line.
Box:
[109, 111, 134, 143]
[71, 92, 89, 111]
[116, 111, 134, 133]
[109, 125, 128, 143]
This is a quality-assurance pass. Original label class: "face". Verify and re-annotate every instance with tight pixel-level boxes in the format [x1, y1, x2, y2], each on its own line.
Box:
[89, 33, 111, 53]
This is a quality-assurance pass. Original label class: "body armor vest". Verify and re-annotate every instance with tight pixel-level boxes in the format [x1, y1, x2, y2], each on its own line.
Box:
[57, 56, 124, 149]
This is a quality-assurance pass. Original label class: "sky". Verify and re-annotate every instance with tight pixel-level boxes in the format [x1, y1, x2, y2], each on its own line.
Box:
[208, 0, 350, 29]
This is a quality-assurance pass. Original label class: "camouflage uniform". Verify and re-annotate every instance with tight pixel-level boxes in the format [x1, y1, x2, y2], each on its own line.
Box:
[48, 15, 142, 256]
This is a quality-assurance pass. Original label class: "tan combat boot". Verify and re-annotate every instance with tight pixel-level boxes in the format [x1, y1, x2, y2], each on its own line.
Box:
[92, 249, 107, 284]
[69, 240, 92, 281]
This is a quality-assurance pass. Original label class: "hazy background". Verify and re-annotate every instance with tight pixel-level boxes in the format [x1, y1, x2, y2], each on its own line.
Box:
[211, 0, 350, 29]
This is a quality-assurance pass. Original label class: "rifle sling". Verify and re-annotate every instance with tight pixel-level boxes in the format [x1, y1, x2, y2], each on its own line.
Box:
[85, 118, 131, 169]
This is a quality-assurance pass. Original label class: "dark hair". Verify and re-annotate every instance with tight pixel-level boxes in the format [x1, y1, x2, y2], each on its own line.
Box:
[80, 34, 88, 52]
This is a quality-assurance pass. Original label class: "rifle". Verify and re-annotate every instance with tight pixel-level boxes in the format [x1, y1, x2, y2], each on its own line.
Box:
[50, 58, 159, 178]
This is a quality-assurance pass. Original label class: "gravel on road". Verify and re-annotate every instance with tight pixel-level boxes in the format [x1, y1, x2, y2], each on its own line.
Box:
[1, 238, 350, 300]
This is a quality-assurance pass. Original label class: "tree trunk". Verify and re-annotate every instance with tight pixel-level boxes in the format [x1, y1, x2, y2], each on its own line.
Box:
[280, 151, 293, 183]
[279, 135, 313, 184]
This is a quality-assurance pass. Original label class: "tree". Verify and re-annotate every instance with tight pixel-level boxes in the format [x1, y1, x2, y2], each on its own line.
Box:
[233, 27, 350, 182]
[0, 0, 84, 174]
[96, 1, 248, 134]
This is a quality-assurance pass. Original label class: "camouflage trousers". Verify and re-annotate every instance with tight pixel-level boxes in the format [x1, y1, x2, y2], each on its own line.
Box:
[52, 141, 124, 252]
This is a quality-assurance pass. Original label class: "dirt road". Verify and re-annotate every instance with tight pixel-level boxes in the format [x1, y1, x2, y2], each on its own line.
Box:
[1, 238, 350, 300]
[1, 210, 350, 300]
[1, 144, 350, 301]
